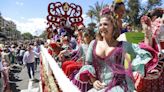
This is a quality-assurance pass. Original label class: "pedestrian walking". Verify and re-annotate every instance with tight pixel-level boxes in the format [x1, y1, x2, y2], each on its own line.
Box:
[33, 42, 40, 71]
[23, 44, 39, 81]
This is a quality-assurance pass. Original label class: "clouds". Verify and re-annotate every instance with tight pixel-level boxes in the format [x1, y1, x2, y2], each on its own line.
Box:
[4, 15, 90, 36]
[4, 17, 47, 36]
[3, 14, 91, 36]
[17, 18, 47, 36]
[82, 14, 89, 25]
[82, 14, 93, 26]
[16, 1, 24, 6]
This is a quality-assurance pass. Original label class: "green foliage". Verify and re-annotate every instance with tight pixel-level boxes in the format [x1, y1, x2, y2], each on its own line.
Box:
[21, 32, 33, 40]
[13, 30, 21, 40]
[86, 0, 162, 29]
[39, 30, 47, 39]
[148, 0, 162, 9]
[126, 0, 140, 26]
[87, 1, 108, 22]
[86, 10, 94, 22]
[125, 32, 144, 44]
[125, 0, 162, 28]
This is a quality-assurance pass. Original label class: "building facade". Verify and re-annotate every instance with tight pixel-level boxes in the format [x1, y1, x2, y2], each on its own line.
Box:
[0, 12, 17, 40]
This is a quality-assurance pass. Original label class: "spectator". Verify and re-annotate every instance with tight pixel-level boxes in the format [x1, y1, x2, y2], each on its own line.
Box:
[23, 45, 39, 80]
[33, 42, 40, 71]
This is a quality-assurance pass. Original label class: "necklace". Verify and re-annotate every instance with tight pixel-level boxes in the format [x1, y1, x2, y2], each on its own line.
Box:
[106, 39, 118, 47]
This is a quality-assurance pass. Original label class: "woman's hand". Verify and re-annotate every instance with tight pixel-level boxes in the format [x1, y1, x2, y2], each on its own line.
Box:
[141, 17, 152, 46]
[93, 80, 105, 90]
[145, 61, 164, 79]
[140, 16, 151, 27]
[145, 70, 160, 79]
[141, 16, 152, 37]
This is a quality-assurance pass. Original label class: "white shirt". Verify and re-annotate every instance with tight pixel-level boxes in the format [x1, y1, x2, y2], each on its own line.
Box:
[23, 51, 35, 64]
[33, 46, 40, 58]
[19, 49, 25, 56]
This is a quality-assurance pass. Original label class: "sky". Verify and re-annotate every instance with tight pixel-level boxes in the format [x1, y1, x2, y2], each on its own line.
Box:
[0, 0, 163, 36]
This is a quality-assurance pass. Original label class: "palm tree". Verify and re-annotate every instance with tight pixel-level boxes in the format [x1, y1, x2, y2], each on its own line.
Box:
[125, 0, 162, 29]
[86, 10, 94, 23]
[87, 1, 107, 22]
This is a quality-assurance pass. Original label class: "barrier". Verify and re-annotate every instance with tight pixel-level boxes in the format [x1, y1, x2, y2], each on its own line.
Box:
[40, 45, 80, 92]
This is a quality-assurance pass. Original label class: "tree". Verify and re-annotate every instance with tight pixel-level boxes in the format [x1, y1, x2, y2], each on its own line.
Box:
[15, 30, 21, 39]
[39, 30, 47, 39]
[21, 32, 33, 40]
[87, 1, 108, 22]
[147, 0, 162, 11]
[125, 0, 162, 29]
[126, 0, 140, 27]
[86, 10, 94, 23]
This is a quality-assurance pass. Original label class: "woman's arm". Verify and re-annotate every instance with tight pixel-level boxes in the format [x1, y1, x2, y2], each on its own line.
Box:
[141, 16, 152, 46]
[142, 22, 152, 46]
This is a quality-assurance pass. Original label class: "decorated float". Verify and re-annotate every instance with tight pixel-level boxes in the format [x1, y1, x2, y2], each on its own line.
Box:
[40, 2, 83, 92]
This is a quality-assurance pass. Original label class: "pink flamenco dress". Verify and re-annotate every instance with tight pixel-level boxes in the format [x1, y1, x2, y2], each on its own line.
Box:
[72, 40, 156, 92]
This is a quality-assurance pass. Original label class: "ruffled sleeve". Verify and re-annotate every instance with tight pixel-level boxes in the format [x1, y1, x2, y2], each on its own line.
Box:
[122, 41, 152, 76]
[75, 65, 96, 82]
[74, 40, 96, 82]
[85, 40, 95, 65]
[139, 42, 158, 73]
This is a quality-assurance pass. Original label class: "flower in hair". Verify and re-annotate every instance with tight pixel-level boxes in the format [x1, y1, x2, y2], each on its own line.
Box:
[100, 7, 111, 16]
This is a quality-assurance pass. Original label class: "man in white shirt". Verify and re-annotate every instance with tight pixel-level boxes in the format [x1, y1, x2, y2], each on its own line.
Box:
[23, 45, 37, 80]
[33, 42, 40, 71]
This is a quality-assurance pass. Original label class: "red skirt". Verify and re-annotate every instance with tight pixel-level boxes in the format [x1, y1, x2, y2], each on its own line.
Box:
[136, 69, 164, 92]
[62, 60, 83, 77]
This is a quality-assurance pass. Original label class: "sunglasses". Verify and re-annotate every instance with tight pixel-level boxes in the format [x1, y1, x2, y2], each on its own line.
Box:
[78, 29, 83, 31]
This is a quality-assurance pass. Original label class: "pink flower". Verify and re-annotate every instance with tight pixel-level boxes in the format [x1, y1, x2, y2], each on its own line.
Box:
[100, 7, 112, 16]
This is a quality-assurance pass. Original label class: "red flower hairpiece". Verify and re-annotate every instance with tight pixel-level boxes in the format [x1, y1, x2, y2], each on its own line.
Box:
[100, 7, 112, 16]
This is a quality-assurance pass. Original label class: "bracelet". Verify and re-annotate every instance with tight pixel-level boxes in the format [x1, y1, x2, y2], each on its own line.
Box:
[145, 35, 152, 38]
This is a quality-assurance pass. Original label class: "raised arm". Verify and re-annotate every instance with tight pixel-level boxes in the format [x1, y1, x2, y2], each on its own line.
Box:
[141, 16, 152, 46]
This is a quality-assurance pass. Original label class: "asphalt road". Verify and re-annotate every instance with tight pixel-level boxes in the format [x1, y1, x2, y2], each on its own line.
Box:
[9, 64, 40, 92]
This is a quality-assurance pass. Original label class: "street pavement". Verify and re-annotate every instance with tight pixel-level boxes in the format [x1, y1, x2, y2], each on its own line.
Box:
[9, 64, 40, 92]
